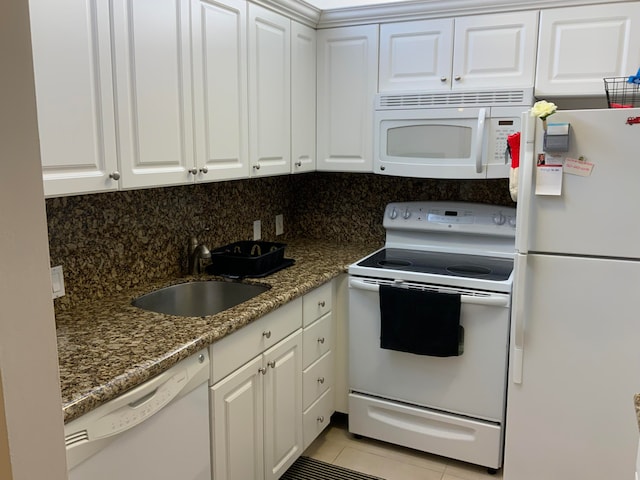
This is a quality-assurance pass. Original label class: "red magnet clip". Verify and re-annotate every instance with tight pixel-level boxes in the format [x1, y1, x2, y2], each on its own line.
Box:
[626, 116, 640, 125]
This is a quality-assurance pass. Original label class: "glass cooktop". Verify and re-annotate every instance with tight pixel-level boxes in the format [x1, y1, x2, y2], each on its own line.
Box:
[357, 248, 513, 281]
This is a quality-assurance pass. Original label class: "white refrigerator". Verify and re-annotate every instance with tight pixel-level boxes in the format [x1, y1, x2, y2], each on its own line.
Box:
[504, 108, 640, 480]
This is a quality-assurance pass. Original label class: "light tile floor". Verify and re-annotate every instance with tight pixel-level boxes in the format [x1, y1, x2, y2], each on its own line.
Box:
[303, 416, 503, 480]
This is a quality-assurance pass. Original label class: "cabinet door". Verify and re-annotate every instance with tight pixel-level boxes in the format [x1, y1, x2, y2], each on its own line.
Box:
[379, 19, 453, 92]
[263, 330, 302, 480]
[317, 25, 378, 172]
[192, 0, 250, 182]
[291, 22, 317, 174]
[536, 3, 640, 96]
[452, 11, 538, 90]
[29, 0, 119, 197]
[248, 4, 291, 177]
[112, 0, 195, 189]
[211, 355, 264, 480]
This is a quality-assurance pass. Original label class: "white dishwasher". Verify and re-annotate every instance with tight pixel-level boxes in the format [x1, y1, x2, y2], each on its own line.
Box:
[64, 349, 211, 480]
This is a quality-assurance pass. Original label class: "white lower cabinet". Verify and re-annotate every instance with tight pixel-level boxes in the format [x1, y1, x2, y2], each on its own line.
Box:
[301, 282, 335, 448]
[210, 299, 303, 480]
[210, 282, 337, 480]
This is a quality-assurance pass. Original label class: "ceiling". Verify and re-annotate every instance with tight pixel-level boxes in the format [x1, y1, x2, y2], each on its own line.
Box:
[307, 0, 409, 9]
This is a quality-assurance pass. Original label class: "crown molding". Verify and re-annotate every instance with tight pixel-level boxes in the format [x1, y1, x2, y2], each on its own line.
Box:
[314, 0, 637, 28]
[251, 0, 321, 26]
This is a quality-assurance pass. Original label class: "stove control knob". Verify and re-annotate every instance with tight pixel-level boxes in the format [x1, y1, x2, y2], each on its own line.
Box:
[403, 208, 411, 219]
[389, 207, 398, 219]
[493, 213, 506, 225]
[508, 217, 517, 227]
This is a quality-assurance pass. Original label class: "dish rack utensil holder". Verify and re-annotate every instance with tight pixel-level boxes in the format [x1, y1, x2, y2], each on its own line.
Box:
[603, 76, 640, 108]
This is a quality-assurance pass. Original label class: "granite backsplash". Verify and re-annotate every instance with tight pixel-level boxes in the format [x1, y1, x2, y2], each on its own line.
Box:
[46, 173, 513, 311]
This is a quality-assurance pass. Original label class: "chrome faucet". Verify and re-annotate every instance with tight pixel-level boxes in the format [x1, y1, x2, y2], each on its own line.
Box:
[188, 236, 211, 274]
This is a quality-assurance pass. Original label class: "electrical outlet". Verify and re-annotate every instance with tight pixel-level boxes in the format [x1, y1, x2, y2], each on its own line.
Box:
[51, 265, 65, 299]
[275, 214, 284, 236]
[253, 220, 261, 240]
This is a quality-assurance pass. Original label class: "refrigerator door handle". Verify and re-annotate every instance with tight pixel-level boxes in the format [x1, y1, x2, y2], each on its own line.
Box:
[515, 111, 535, 254]
[512, 253, 527, 384]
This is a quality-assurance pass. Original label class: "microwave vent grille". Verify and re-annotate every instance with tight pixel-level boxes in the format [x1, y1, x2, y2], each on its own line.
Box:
[376, 89, 532, 109]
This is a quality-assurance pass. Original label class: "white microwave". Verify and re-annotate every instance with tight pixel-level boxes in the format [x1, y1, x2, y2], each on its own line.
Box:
[374, 89, 532, 179]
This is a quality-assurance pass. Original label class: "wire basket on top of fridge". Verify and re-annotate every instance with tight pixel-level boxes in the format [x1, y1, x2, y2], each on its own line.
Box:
[604, 69, 640, 108]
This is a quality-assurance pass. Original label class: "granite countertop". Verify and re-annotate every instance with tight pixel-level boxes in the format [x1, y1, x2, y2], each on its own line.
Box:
[635, 394, 640, 431]
[56, 238, 376, 423]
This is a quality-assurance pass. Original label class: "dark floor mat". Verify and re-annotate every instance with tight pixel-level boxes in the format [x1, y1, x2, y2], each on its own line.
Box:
[280, 456, 385, 480]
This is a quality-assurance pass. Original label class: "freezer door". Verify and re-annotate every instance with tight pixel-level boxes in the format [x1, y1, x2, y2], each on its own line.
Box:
[505, 254, 640, 480]
[517, 108, 640, 258]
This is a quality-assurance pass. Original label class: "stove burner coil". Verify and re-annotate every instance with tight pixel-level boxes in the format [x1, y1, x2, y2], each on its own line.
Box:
[446, 265, 492, 276]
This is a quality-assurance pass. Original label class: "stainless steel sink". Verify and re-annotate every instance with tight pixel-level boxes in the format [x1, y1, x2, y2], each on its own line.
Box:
[132, 281, 269, 317]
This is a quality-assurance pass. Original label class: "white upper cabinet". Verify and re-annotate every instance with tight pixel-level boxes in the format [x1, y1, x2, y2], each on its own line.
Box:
[535, 2, 640, 96]
[453, 11, 539, 90]
[30, 0, 119, 197]
[191, 0, 250, 182]
[291, 22, 317, 174]
[112, 0, 195, 189]
[248, 4, 292, 177]
[379, 11, 539, 92]
[317, 25, 379, 172]
[379, 18, 453, 92]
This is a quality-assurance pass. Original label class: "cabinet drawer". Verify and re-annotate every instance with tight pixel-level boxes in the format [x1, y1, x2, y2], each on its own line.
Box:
[302, 282, 332, 326]
[303, 388, 334, 450]
[302, 312, 332, 368]
[211, 297, 302, 384]
[303, 351, 333, 410]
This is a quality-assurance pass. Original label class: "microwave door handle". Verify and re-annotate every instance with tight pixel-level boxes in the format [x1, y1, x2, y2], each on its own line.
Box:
[475, 108, 487, 173]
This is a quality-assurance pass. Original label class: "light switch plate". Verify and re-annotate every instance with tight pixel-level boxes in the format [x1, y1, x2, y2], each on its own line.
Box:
[275, 214, 284, 236]
[51, 265, 65, 299]
[253, 220, 261, 240]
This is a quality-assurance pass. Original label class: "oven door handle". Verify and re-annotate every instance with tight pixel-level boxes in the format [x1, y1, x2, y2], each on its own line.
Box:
[349, 279, 509, 307]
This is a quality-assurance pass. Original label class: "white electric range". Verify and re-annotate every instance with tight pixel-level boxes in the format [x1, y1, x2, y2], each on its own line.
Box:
[348, 201, 516, 471]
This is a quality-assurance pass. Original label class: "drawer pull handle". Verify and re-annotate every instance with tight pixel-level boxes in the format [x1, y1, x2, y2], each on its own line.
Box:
[262, 331, 271, 339]
[318, 300, 326, 307]
[317, 415, 325, 423]
[317, 337, 325, 344]
[258, 367, 267, 375]
[317, 377, 325, 384]
[267, 361, 276, 369]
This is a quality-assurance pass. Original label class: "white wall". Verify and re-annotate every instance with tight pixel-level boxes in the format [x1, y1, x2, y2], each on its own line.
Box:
[0, 0, 68, 478]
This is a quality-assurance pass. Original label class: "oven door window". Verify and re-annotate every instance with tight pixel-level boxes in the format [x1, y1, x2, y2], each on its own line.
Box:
[386, 124, 473, 161]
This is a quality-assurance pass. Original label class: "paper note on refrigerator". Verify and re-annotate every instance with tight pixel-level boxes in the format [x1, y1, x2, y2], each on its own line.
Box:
[535, 165, 563, 195]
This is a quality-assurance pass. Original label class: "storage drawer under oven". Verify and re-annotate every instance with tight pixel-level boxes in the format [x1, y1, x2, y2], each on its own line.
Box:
[348, 276, 510, 422]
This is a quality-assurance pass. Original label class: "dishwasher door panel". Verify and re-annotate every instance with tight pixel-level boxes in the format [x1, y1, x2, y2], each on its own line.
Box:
[68, 382, 210, 480]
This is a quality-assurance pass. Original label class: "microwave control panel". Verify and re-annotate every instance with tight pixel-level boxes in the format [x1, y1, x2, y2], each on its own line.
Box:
[490, 118, 520, 164]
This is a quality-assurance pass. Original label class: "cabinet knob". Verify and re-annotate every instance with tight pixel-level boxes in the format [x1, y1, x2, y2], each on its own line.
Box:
[317, 377, 325, 384]
[295, 161, 302, 167]
[380, 165, 386, 171]
[198, 354, 205, 364]
[454, 75, 461, 81]
[188, 168, 198, 175]
[253, 163, 261, 170]
[317, 415, 325, 423]
[258, 367, 267, 375]
[267, 361, 276, 369]
[317, 337, 325, 344]
[199, 166, 208, 174]
[318, 300, 326, 308]
[109, 171, 121, 180]
[262, 330, 271, 339]
[440, 76, 447, 82]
